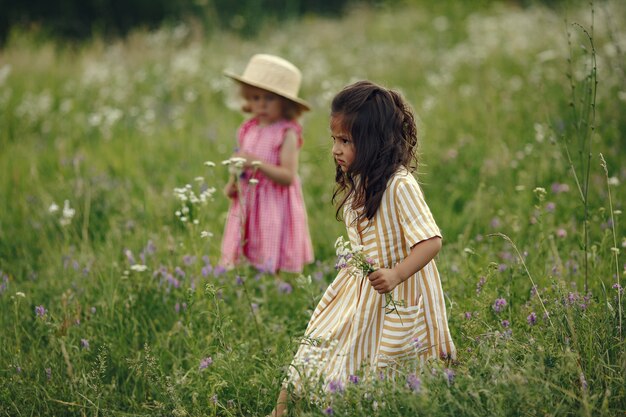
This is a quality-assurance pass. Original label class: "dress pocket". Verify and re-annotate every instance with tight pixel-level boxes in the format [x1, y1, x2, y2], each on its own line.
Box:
[378, 297, 426, 366]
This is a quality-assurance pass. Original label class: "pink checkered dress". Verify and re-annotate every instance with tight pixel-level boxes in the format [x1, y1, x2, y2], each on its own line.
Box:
[219, 118, 314, 273]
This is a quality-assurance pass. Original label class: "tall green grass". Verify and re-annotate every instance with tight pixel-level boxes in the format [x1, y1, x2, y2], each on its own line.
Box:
[0, 1, 624, 415]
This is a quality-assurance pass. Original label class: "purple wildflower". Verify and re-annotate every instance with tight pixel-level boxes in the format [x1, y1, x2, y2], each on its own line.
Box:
[464, 312, 472, 320]
[476, 276, 486, 294]
[412, 337, 423, 351]
[349, 374, 359, 384]
[492, 298, 507, 313]
[183, 255, 195, 266]
[81, 339, 90, 349]
[174, 266, 186, 278]
[613, 283, 624, 294]
[556, 228, 567, 238]
[175, 302, 181, 313]
[213, 265, 226, 277]
[199, 357, 213, 370]
[491, 217, 501, 228]
[498, 264, 508, 272]
[501, 319, 510, 328]
[277, 281, 292, 294]
[235, 275, 244, 285]
[527, 312, 537, 326]
[328, 379, 344, 394]
[0, 272, 8, 294]
[580, 373, 588, 391]
[145, 240, 156, 255]
[444, 368, 455, 385]
[407, 374, 421, 393]
[324, 407, 334, 415]
[211, 394, 218, 404]
[35, 305, 47, 318]
[551, 182, 570, 194]
[124, 249, 135, 265]
[545, 202, 556, 212]
[201, 264, 212, 277]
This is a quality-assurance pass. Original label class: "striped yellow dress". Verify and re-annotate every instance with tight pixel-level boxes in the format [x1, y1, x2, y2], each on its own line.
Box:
[288, 169, 456, 387]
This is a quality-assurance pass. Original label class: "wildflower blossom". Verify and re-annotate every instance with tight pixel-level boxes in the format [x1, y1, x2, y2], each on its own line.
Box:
[130, 264, 148, 272]
[60, 200, 76, 226]
[492, 298, 507, 313]
[527, 312, 537, 326]
[476, 276, 486, 294]
[277, 281, 292, 294]
[48, 202, 59, 213]
[199, 356, 213, 370]
[328, 379, 344, 394]
[501, 319, 510, 328]
[349, 374, 359, 384]
[81, 339, 90, 349]
[324, 407, 334, 415]
[444, 368, 455, 385]
[464, 311, 472, 320]
[35, 305, 47, 318]
[407, 374, 421, 393]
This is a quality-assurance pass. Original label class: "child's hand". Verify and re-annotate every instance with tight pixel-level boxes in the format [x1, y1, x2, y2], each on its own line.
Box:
[367, 268, 403, 294]
[224, 181, 238, 199]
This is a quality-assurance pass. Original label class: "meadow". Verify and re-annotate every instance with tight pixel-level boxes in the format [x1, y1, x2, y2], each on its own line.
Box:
[0, 1, 625, 415]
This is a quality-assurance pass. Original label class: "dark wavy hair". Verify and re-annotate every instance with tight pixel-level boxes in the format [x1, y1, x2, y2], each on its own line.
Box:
[331, 80, 418, 222]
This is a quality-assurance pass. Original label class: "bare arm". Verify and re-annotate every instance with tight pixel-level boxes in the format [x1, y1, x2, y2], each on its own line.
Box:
[368, 236, 442, 294]
[234, 129, 299, 186]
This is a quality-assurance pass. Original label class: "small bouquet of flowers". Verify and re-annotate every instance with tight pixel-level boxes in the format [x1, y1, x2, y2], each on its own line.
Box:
[334, 236, 404, 320]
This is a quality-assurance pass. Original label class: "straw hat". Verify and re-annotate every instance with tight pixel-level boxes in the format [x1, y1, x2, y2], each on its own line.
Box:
[224, 54, 310, 111]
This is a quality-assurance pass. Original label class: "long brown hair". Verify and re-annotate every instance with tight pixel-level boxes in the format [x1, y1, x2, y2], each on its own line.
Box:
[331, 81, 418, 222]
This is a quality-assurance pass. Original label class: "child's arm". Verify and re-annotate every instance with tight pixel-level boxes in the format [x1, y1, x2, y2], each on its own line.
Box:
[235, 129, 299, 186]
[367, 236, 442, 294]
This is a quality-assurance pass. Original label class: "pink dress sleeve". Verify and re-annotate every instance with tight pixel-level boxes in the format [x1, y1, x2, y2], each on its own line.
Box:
[280, 120, 303, 149]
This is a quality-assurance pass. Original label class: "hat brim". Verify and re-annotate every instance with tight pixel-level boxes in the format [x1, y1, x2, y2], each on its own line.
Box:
[224, 71, 311, 111]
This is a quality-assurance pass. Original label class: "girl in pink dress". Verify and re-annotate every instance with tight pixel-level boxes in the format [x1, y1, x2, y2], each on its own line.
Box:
[220, 54, 314, 274]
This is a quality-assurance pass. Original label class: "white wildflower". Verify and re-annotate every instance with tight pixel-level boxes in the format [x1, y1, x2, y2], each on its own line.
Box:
[194, 176, 204, 183]
[201, 231, 213, 239]
[204, 161, 216, 167]
[608, 177, 620, 186]
[48, 202, 59, 213]
[16, 292, 25, 298]
[130, 264, 148, 272]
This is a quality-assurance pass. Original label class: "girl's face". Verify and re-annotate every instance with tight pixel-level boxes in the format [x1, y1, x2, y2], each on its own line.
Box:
[330, 114, 355, 172]
[244, 86, 283, 125]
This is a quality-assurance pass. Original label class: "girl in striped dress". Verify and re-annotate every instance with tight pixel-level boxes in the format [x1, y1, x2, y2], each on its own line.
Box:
[271, 80, 455, 416]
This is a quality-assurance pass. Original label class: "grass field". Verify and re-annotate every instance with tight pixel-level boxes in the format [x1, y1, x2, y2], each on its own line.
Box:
[1, 1, 625, 415]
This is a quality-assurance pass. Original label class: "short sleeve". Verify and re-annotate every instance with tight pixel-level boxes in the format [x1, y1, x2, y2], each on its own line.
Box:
[281, 121, 303, 149]
[394, 177, 441, 247]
